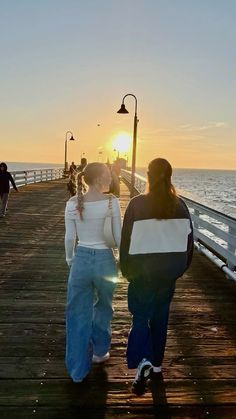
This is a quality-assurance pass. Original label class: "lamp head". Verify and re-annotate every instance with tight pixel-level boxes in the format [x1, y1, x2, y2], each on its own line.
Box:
[69, 135, 75, 141]
[117, 103, 129, 114]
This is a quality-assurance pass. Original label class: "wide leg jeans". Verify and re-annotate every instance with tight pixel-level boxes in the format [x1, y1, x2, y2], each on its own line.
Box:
[127, 276, 176, 369]
[65, 246, 117, 382]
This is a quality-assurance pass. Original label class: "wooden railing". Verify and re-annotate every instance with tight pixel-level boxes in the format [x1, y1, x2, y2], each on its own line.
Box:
[11, 167, 64, 188]
[121, 169, 236, 281]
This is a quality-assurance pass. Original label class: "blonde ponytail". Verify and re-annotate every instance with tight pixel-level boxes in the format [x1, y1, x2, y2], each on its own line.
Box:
[77, 172, 85, 219]
[76, 162, 107, 219]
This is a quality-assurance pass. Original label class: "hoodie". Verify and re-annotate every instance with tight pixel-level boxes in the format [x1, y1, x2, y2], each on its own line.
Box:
[0, 163, 18, 193]
[120, 194, 193, 281]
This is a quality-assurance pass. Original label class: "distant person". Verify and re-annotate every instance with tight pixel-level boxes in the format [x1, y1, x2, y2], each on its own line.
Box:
[109, 161, 121, 197]
[120, 158, 193, 395]
[67, 170, 77, 197]
[0, 162, 18, 218]
[69, 161, 77, 174]
[64, 162, 121, 383]
[77, 157, 87, 174]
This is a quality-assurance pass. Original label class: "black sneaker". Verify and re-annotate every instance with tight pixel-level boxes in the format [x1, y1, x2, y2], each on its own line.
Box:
[131, 358, 153, 396]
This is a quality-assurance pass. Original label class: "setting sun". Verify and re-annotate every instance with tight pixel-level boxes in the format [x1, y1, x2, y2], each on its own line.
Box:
[112, 132, 132, 153]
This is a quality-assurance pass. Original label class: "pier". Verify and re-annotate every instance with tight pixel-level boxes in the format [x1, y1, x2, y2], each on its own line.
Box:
[0, 177, 236, 418]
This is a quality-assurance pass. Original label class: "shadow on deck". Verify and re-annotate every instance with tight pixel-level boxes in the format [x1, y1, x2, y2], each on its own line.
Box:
[0, 179, 235, 418]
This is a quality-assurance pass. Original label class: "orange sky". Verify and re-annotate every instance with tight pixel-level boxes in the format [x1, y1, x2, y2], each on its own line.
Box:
[1, 2, 236, 170]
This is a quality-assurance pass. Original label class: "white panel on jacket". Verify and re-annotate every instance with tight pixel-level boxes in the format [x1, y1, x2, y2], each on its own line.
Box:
[129, 219, 191, 254]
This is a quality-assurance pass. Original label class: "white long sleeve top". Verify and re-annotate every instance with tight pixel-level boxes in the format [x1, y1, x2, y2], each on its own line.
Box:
[65, 195, 122, 266]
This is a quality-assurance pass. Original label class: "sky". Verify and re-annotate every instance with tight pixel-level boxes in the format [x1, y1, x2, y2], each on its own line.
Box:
[1, 0, 236, 169]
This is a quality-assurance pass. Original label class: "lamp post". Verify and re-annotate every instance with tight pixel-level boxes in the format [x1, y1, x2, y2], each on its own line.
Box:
[98, 150, 103, 162]
[64, 131, 75, 174]
[117, 94, 138, 198]
[113, 148, 120, 160]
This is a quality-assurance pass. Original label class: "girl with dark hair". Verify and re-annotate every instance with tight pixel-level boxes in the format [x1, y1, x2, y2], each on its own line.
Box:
[120, 158, 193, 395]
[0, 162, 18, 217]
[64, 162, 121, 383]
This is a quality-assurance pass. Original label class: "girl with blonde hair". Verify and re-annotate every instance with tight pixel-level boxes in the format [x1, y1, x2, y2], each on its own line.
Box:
[65, 162, 121, 383]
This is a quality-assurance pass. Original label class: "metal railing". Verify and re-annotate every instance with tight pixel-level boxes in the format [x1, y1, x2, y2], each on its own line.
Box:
[121, 169, 236, 281]
[11, 167, 64, 188]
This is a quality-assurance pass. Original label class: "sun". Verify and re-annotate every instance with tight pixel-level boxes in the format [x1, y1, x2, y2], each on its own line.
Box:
[112, 132, 132, 153]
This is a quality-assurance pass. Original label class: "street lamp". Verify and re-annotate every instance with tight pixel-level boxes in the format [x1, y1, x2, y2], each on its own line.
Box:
[98, 149, 103, 162]
[64, 131, 76, 174]
[117, 94, 138, 198]
[113, 148, 120, 160]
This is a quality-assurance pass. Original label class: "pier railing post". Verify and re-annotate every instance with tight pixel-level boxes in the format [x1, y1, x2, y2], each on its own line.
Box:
[228, 226, 236, 271]
[193, 208, 200, 241]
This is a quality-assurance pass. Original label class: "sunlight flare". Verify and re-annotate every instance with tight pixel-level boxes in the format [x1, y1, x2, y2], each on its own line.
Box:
[112, 132, 132, 153]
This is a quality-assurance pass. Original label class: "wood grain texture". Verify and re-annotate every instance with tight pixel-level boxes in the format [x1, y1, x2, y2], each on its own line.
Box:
[0, 179, 235, 418]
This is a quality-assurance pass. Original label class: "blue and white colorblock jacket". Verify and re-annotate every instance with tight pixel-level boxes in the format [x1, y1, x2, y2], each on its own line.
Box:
[120, 194, 194, 281]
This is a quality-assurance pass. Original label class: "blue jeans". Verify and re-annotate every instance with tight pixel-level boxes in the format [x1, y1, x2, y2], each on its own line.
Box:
[65, 246, 118, 382]
[127, 276, 176, 369]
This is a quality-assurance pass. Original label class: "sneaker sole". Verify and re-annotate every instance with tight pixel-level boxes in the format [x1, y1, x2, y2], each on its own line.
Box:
[132, 365, 152, 395]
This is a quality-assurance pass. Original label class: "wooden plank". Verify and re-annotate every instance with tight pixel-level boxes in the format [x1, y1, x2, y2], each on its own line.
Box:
[0, 179, 236, 416]
[0, 379, 235, 406]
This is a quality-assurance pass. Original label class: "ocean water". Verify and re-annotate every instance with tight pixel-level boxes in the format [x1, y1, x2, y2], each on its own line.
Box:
[5, 161, 62, 172]
[137, 168, 236, 219]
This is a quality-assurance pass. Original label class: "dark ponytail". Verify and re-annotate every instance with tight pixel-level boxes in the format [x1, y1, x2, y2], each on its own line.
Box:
[147, 158, 177, 219]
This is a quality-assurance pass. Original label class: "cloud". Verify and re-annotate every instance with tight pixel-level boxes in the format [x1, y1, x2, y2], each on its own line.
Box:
[214, 122, 227, 128]
[178, 124, 192, 129]
[178, 122, 227, 131]
[141, 121, 228, 142]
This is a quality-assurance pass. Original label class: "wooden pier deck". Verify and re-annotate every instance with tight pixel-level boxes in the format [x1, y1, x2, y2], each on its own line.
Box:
[0, 179, 236, 418]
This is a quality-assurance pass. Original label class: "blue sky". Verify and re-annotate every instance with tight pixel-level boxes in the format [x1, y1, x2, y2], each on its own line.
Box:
[1, 0, 235, 168]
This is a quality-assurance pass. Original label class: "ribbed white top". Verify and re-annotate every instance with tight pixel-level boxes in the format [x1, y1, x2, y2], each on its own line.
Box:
[64, 196, 122, 265]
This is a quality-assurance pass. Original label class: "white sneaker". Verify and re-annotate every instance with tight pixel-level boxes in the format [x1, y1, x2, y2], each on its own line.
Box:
[92, 352, 110, 363]
[132, 358, 153, 395]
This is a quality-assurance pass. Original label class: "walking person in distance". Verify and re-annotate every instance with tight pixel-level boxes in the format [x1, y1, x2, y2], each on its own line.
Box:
[120, 157, 193, 395]
[0, 162, 18, 218]
[64, 162, 121, 383]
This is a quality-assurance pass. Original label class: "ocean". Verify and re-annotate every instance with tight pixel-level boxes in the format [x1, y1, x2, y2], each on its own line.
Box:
[5, 162, 236, 219]
[137, 167, 236, 219]
[5, 161, 62, 172]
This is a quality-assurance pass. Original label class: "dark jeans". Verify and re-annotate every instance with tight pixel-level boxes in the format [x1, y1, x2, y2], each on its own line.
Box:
[0, 193, 9, 215]
[127, 276, 176, 368]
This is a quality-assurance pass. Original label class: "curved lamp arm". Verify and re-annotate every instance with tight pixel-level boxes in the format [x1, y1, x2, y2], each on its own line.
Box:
[122, 93, 138, 115]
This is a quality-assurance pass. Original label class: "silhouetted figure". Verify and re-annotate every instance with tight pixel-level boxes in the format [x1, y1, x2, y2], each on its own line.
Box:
[109, 161, 121, 197]
[67, 171, 77, 197]
[0, 162, 18, 218]
[69, 161, 77, 174]
[77, 157, 87, 173]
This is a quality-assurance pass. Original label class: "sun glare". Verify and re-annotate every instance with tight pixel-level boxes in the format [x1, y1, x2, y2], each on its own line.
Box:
[112, 132, 132, 153]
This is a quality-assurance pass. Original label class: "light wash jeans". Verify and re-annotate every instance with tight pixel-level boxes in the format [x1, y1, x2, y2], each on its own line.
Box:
[65, 246, 118, 382]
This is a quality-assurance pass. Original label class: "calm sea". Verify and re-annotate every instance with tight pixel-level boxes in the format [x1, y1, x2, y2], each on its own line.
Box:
[5, 162, 236, 219]
[5, 161, 62, 172]
[137, 167, 236, 219]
